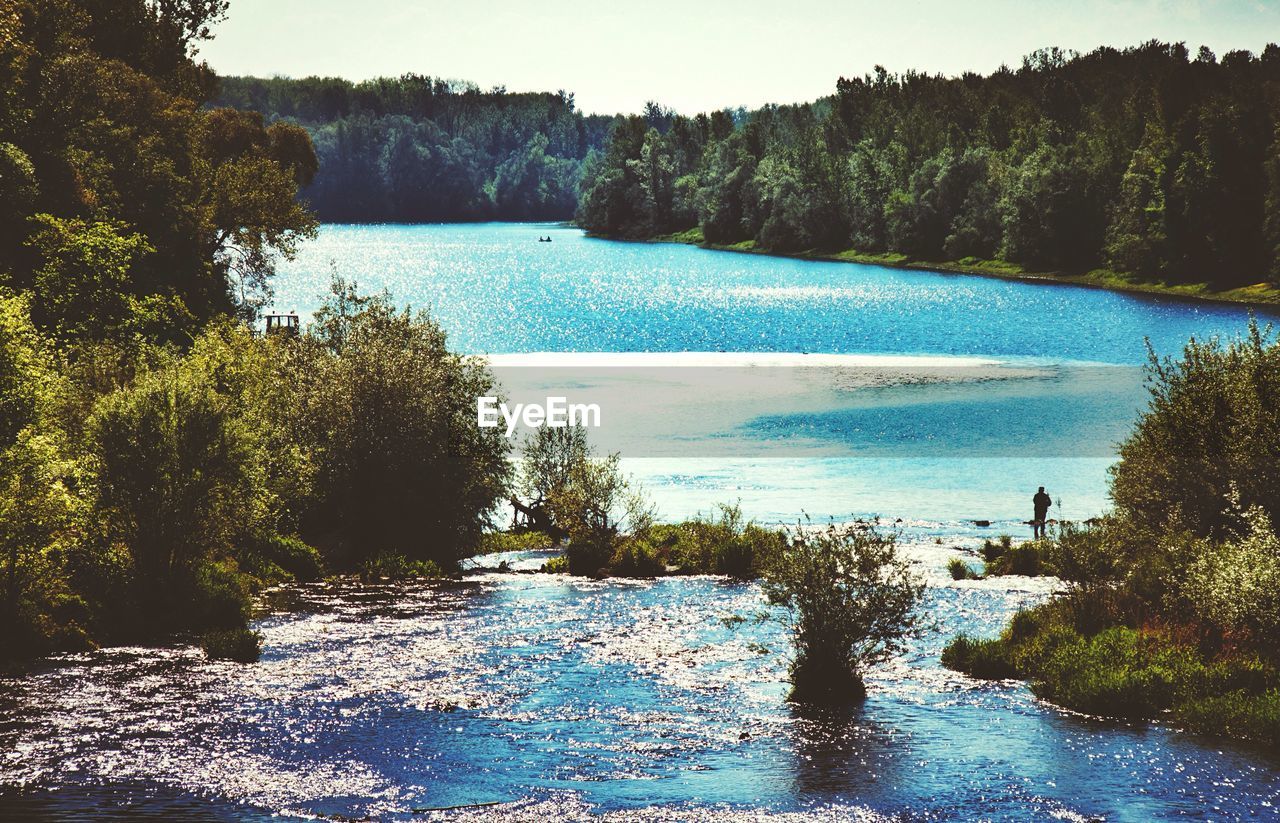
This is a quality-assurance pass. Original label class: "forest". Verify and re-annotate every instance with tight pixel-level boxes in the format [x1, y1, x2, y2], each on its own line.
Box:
[577, 43, 1280, 289]
[215, 75, 616, 221]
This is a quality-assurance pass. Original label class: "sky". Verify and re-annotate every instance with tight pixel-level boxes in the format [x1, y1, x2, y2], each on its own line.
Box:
[199, 0, 1280, 114]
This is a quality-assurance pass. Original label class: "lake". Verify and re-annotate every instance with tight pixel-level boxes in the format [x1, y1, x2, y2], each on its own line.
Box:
[3, 223, 1279, 821]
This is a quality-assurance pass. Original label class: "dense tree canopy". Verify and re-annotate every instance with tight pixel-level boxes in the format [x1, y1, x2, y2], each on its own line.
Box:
[216, 75, 615, 222]
[0, 0, 317, 340]
[579, 43, 1280, 288]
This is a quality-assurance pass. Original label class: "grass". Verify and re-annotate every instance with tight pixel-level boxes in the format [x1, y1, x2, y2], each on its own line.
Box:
[941, 594, 1280, 747]
[477, 530, 559, 555]
[359, 553, 447, 580]
[647, 227, 1280, 307]
[979, 535, 1054, 577]
[947, 557, 980, 580]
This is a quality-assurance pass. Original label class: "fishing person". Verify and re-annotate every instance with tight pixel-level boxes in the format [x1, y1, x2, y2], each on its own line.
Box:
[1032, 486, 1052, 538]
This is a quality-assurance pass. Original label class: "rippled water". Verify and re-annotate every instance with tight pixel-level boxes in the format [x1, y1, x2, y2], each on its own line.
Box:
[5, 546, 1279, 820]
[4, 224, 1280, 820]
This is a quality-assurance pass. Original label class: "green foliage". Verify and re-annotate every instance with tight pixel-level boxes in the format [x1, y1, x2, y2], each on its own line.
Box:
[1111, 322, 1280, 538]
[941, 634, 1016, 679]
[359, 553, 446, 581]
[0, 1, 316, 335]
[540, 555, 570, 574]
[983, 540, 1054, 577]
[476, 530, 557, 555]
[662, 503, 786, 578]
[947, 557, 979, 580]
[577, 43, 1280, 287]
[763, 521, 926, 704]
[1182, 505, 1280, 649]
[1176, 690, 1280, 747]
[215, 76, 610, 222]
[295, 278, 511, 570]
[201, 628, 262, 663]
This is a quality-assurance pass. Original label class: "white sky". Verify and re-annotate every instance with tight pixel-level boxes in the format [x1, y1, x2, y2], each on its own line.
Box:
[199, 0, 1280, 114]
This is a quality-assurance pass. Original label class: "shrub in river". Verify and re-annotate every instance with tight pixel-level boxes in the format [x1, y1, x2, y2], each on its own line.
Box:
[941, 634, 1017, 679]
[664, 503, 786, 578]
[201, 628, 262, 663]
[359, 553, 446, 581]
[1175, 690, 1280, 747]
[763, 521, 926, 705]
[609, 538, 666, 578]
[540, 555, 570, 573]
[947, 557, 979, 580]
[979, 534, 1013, 563]
[237, 532, 325, 585]
[983, 540, 1054, 577]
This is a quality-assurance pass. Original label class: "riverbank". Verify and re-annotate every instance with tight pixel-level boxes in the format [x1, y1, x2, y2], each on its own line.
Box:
[642, 227, 1280, 308]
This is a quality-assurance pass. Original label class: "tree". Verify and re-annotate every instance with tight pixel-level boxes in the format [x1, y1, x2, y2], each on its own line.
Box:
[1111, 321, 1280, 539]
[1105, 122, 1171, 276]
[763, 521, 926, 704]
[294, 278, 510, 568]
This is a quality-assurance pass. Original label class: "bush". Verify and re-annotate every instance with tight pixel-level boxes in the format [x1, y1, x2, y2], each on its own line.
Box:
[202, 628, 262, 663]
[1176, 690, 1280, 747]
[477, 530, 558, 555]
[947, 557, 979, 580]
[665, 504, 786, 578]
[540, 555, 569, 573]
[984, 540, 1053, 577]
[609, 538, 665, 578]
[1111, 322, 1280, 539]
[1182, 504, 1280, 649]
[979, 534, 1013, 563]
[237, 532, 324, 584]
[359, 553, 446, 581]
[763, 521, 926, 704]
[941, 634, 1017, 679]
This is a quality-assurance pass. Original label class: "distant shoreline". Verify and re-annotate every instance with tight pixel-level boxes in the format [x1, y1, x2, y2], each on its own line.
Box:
[602, 227, 1280, 309]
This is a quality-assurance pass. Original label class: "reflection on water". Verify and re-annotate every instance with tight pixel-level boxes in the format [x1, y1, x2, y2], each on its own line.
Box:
[3, 546, 1278, 821]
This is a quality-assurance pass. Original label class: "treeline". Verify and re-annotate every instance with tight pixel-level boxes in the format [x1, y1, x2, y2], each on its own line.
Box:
[579, 43, 1280, 289]
[215, 75, 616, 221]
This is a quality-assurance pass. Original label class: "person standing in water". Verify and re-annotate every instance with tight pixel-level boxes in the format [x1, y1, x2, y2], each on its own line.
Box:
[1032, 486, 1052, 538]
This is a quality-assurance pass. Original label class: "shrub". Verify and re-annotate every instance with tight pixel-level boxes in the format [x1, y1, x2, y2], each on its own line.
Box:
[763, 521, 926, 704]
[941, 634, 1017, 679]
[984, 540, 1053, 577]
[1175, 690, 1280, 747]
[202, 628, 262, 663]
[359, 553, 446, 580]
[979, 534, 1013, 563]
[477, 530, 558, 555]
[237, 532, 324, 584]
[947, 557, 979, 580]
[189, 558, 254, 631]
[609, 538, 665, 578]
[1182, 504, 1280, 649]
[540, 555, 569, 573]
[1111, 322, 1280, 539]
[666, 503, 786, 578]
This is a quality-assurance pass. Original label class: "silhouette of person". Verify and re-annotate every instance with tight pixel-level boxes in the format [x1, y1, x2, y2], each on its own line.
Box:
[1032, 486, 1052, 538]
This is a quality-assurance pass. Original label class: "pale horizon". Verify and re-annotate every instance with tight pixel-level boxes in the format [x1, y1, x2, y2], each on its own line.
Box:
[200, 0, 1280, 115]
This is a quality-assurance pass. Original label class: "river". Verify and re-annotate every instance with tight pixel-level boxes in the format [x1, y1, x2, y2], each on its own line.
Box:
[3, 223, 1279, 820]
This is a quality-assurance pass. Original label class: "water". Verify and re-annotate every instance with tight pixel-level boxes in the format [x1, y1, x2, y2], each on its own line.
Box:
[4, 223, 1279, 820]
